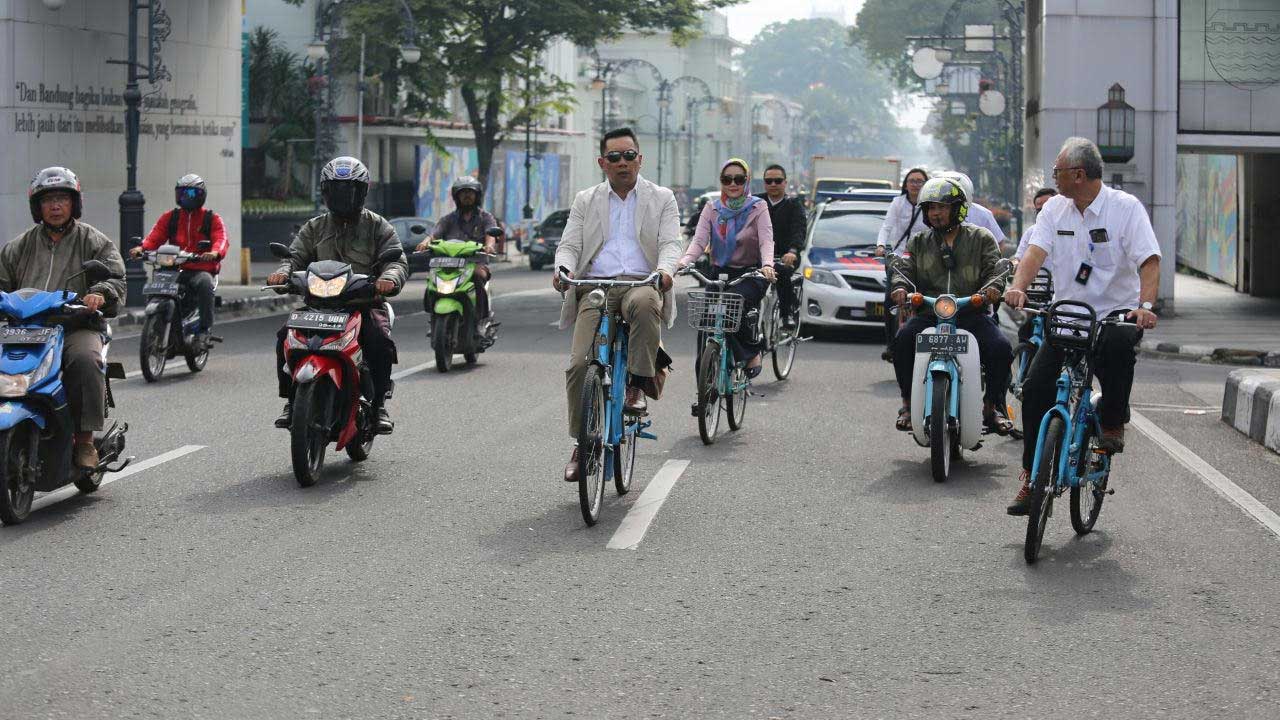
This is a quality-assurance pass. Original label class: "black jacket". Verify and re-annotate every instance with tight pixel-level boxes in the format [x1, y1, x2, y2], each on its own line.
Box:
[754, 193, 806, 256]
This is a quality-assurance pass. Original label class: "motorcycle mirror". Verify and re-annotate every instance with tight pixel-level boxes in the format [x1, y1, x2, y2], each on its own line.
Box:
[268, 242, 293, 260]
[410, 224, 427, 235]
[197, 240, 213, 252]
[377, 247, 405, 264]
[485, 227, 503, 238]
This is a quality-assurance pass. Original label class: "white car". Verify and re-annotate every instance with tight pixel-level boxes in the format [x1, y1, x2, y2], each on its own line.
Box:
[799, 200, 892, 330]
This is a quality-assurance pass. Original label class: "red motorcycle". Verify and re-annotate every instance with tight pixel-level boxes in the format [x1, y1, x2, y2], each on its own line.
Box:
[267, 242, 403, 487]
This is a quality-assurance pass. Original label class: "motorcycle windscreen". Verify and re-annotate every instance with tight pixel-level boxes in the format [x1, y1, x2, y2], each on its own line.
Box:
[909, 326, 983, 450]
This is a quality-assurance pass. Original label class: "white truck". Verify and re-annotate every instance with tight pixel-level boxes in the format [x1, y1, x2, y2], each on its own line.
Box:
[809, 156, 903, 204]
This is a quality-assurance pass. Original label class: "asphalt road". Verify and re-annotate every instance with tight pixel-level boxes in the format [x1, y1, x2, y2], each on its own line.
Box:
[2, 261, 1278, 719]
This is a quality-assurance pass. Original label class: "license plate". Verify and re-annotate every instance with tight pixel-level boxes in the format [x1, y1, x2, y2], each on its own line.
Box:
[429, 256, 467, 269]
[0, 326, 56, 344]
[866, 301, 885, 319]
[144, 270, 180, 296]
[286, 310, 349, 332]
[916, 333, 969, 354]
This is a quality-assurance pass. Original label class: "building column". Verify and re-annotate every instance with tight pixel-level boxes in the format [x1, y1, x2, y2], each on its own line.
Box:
[1151, 0, 1178, 312]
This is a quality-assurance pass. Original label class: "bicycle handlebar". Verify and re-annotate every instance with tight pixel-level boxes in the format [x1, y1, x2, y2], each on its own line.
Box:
[677, 265, 769, 287]
[555, 267, 661, 293]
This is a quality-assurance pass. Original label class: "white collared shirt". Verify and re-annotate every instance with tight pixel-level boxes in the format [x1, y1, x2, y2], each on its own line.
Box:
[876, 194, 928, 254]
[964, 202, 1007, 249]
[1014, 222, 1038, 261]
[1029, 185, 1162, 318]
[590, 184, 650, 277]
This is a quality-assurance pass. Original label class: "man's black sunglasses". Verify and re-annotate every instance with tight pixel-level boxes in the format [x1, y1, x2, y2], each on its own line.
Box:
[763, 178, 785, 185]
[603, 150, 639, 163]
[720, 174, 748, 186]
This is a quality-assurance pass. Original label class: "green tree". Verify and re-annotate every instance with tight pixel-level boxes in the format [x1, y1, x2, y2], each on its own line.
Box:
[247, 27, 318, 198]
[853, 0, 1002, 90]
[741, 18, 911, 158]
[285, 0, 740, 187]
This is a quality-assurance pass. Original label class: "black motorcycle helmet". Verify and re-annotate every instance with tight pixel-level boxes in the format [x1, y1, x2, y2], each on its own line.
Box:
[451, 176, 483, 209]
[320, 157, 371, 220]
[175, 173, 207, 211]
[28, 166, 83, 226]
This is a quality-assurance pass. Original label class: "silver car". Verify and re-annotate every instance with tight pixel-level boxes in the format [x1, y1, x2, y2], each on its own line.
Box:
[799, 200, 892, 330]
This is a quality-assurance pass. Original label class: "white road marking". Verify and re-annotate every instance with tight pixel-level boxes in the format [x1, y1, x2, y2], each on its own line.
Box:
[391, 361, 436, 380]
[1131, 411, 1280, 538]
[112, 309, 295, 341]
[607, 459, 691, 550]
[124, 369, 144, 379]
[30, 444, 206, 513]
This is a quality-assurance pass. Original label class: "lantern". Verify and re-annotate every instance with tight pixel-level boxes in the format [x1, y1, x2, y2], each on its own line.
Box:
[1097, 83, 1135, 164]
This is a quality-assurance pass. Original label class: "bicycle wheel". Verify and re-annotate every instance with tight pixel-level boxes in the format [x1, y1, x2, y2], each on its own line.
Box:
[614, 426, 637, 496]
[1070, 422, 1109, 535]
[727, 366, 748, 431]
[771, 302, 798, 381]
[696, 340, 721, 445]
[576, 369, 607, 525]
[1024, 416, 1065, 564]
[929, 373, 951, 483]
[1010, 342, 1033, 401]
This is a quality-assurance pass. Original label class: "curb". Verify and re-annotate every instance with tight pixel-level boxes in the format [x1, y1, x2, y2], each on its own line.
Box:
[1221, 369, 1280, 455]
[109, 293, 300, 330]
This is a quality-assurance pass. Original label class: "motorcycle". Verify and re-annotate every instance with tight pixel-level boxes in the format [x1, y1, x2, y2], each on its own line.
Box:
[889, 255, 1013, 482]
[136, 239, 222, 382]
[417, 226, 501, 372]
[267, 242, 404, 487]
[0, 260, 132, 525]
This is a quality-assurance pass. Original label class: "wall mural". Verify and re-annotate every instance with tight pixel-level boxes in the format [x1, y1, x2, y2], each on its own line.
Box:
[415, 145, 566, 225]
[1175, 153, 1239, 286]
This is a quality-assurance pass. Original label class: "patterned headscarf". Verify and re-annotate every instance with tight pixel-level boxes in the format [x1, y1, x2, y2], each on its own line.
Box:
[711, 158, 760, 265]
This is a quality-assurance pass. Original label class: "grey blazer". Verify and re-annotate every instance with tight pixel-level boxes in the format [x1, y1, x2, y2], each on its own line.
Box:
[553, 175, 682, 329]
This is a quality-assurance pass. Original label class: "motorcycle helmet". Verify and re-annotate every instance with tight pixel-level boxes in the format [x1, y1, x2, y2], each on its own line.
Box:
[320, 156, 370, 219]
[450, 175, 483, 208]
[28, 166, 83, 225]
[936, 171, 975, 205]
[917, 177, 969, 232]
[175, 173, 207, 211]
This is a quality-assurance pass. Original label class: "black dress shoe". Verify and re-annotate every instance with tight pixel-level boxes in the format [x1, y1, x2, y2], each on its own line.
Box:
[274, 402, 292, 429]
[375, 407, 394, 434]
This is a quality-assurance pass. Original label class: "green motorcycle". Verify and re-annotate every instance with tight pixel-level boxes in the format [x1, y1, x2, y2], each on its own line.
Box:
[417, 230, 499, 372]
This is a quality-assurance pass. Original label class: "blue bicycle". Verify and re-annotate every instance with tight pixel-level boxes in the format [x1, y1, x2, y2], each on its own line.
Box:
[556, 270, 660, 526]
[1009, 267, 1053, 402]
[679, 267, 766, 446]
[1023, 300, 1132, 563]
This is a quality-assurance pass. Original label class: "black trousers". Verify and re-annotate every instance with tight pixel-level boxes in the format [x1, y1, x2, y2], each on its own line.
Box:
[276, 307, 397, 406]
[774, 262, 797, 319]
[892, 312, 1012, 406]
[1019, 317, 1142, 469]
[179, 270, 215, 332]
[715, 266, 768, 364]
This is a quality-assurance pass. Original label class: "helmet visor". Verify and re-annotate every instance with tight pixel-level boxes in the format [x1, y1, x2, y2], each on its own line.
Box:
[323, 181, 367, 217]
[176, 186, 204, 210]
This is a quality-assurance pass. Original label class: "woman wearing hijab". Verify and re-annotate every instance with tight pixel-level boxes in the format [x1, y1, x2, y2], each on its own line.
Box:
[678, 158, 777, 377]
[875, 167, 929, 361]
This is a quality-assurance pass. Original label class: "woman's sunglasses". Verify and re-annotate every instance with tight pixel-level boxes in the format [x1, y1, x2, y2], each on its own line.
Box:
[603, 150, 639, 163]
[720, 175, 748, 186]
[763, 178, 785, 185]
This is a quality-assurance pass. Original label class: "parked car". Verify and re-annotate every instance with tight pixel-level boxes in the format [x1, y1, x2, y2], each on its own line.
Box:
[798, 200, 891, 331]
[813, 187, 899, 206]
[527, 209, 569, 271]
[390, 216, 433, 274]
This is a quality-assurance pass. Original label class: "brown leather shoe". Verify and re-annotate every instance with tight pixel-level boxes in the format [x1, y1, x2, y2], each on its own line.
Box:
[74, 442, 99, 471]
[624, 386, 648, 415]
[564, 446, 580, 483]
[1096, 425, 1125, 454]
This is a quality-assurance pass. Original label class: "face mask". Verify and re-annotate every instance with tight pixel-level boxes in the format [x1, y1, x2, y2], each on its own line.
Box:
[324, 182, 367, 219]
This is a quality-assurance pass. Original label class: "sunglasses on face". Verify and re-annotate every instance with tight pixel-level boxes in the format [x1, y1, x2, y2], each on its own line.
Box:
[763, 178, 785, 185]
[603, 150, 639, 163]
[721, 175, 748, 186]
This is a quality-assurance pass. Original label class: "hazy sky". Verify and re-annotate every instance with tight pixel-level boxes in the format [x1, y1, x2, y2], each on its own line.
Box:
[726, 0, 867, 43]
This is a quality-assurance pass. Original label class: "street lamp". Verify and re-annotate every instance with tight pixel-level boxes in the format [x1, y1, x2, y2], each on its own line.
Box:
[1097, 83, 1135, 164]
[306, 41, 328, 61]
[355, 2, 421, 172]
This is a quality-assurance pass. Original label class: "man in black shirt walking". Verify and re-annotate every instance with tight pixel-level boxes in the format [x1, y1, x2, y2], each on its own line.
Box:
[755, 164, 806, 325]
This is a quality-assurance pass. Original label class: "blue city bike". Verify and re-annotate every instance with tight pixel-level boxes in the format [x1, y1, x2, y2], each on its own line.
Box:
[679, 266, 768, 446]
[1022, 299, 1134, 564]
[1009, 267, 1054, 402]
[555, 269, 660, 526]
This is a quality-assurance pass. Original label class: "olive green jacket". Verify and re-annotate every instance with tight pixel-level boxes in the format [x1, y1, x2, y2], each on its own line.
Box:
[890, 224, 1004, 312]
[0, 222, 128, 317]
[278, 209, 408, 294]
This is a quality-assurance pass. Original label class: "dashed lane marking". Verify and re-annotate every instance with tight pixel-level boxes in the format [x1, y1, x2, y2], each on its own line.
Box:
[1132, 411, 1280, 538]
[607, 459, 691, 550]
[30, 444, 206, 514]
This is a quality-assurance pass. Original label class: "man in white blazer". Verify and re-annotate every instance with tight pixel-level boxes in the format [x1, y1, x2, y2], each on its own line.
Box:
[553, 127, 682, 482]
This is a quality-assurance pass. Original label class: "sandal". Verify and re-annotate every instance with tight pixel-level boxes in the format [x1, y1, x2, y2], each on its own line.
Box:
[895, 407, 912, 432]
[984, 411, 1015, 436]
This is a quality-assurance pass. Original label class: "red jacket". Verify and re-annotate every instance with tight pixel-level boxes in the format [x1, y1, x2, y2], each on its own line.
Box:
[142, 208, 229, 274]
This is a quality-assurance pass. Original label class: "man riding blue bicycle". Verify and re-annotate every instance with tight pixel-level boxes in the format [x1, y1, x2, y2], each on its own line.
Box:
[1004, 137, 1161, 516]
[553, 127, 681, 483]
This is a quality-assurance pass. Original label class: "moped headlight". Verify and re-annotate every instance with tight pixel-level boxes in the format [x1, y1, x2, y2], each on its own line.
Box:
[583, 288, 606, 310]
[307, 273, 347, 298]
[157, 253, 177, 268]
[934, 295, 958, 319]
[435, 276, 459, 295]
[0, 374, 30, 398]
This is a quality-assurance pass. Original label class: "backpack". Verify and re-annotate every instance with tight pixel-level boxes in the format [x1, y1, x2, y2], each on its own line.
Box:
[167, 208, 216, 245]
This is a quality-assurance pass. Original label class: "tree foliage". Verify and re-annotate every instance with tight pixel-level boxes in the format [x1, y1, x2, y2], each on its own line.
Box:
[853, 0, 1003, 90]
[741, 18, 911, 158]
[284, 0, 740, 186]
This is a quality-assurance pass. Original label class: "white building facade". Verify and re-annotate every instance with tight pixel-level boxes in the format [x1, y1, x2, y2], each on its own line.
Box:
[1, 0, 245, 283]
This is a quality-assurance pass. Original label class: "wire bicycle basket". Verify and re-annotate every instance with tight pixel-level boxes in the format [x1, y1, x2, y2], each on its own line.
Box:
[687, 291, 744, 332]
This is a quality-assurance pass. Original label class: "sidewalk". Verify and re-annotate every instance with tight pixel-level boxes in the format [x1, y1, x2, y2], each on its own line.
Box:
[1143, 273, 1280, 366]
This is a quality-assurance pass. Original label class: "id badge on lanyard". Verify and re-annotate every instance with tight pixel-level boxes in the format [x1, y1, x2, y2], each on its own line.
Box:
[1075, 228, 1110, 285]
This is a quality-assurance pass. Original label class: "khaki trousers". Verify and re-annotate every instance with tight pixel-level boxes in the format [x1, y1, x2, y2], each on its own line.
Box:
[564, 284, 662, 438]
[64, 328, 106, 432]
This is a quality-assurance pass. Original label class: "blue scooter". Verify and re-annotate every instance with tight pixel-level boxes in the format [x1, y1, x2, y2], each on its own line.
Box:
[0, 260, 132, 525]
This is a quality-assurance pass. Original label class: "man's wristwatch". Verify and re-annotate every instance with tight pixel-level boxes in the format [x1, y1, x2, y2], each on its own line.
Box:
[1140, 301, 1154, 311]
